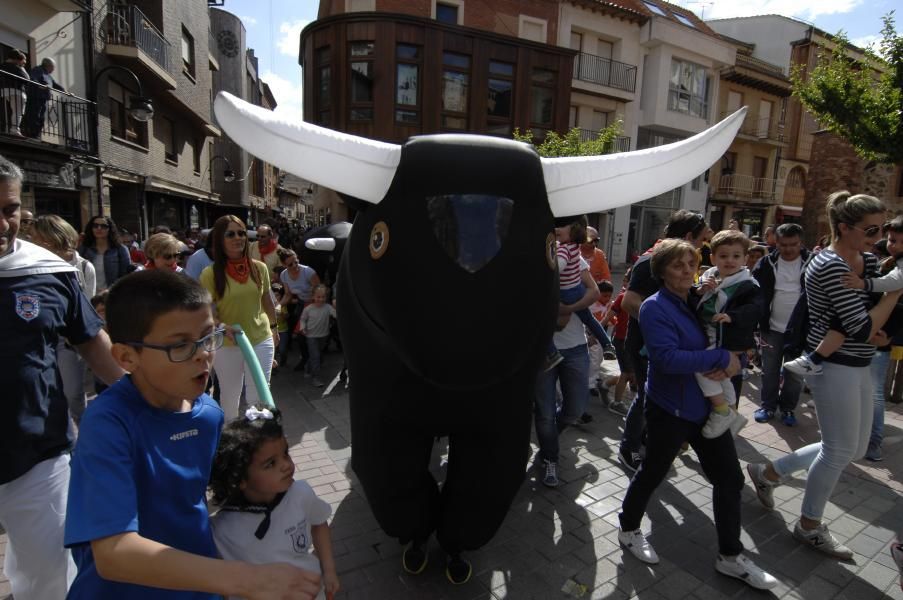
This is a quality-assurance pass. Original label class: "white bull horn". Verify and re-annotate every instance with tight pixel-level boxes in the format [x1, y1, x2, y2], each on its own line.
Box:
[213, 92, 401, 204]
[542, 107, 748, 217]
[305, 238, 337, 251]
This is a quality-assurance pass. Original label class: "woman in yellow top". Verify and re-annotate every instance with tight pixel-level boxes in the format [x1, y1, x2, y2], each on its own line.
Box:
[200, 215, 279, 420]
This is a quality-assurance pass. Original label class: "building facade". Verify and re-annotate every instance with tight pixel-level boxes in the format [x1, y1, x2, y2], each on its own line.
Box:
[0, 0, 97, 230]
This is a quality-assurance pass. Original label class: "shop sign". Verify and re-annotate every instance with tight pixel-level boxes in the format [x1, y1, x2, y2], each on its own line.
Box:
[17, 159, 77, 190]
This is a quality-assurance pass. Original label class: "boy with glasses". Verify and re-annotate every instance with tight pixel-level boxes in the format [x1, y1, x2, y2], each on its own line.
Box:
[65, 270, 322, 599]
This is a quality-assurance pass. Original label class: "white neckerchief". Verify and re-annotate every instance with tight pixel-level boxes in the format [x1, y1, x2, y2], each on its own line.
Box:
[699, 266, 756, 313]
[0, 239, 76, 278]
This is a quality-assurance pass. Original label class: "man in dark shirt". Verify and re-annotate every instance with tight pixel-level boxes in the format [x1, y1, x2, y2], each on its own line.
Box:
[0, 154, 123, 598]
[618, 210, 710, 473]
[22, 57, 65, 138]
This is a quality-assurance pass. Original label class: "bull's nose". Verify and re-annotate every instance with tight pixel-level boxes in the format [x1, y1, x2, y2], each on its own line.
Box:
[427, 194, 514, 273]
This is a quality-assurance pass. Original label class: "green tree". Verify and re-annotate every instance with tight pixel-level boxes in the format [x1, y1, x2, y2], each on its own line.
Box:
[513, 119, 624, 157]
[790, 11, 902, 165]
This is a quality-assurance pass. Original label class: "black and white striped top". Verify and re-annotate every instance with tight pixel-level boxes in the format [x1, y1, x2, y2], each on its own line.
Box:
[805, 249, 877, 367]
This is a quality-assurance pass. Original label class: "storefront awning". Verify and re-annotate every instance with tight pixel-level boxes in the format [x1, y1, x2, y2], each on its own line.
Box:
[778, 205, 803, 215]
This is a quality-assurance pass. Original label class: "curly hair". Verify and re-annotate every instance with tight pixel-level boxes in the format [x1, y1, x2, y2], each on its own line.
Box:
[209, 406, 285, 506]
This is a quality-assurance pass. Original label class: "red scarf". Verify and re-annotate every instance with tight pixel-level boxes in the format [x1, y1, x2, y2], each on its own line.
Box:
[258, 239, 277, 257]
[226, 257, 251, 283]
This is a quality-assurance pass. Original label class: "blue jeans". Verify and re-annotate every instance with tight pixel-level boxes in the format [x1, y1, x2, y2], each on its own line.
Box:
[870, 350, 890, 448]
[773, 362, 872, 520]
[759, 329, 803, 412]
[549, 284, 611, 354]
[620, 355, 648, 454]
[535, 344, 589, 463]
[306, 336, 328, 377]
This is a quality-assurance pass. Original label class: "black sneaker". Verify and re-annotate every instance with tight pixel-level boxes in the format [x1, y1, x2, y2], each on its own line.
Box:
[618, 447, 641, 474]
[602, 345, 617, 361]
[402, 541, 428, 575]
[578, 412, 594, 424]
[446, 554, 472, 584]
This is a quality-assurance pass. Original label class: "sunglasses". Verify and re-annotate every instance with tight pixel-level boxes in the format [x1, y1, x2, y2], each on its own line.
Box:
[224, 230, 247, 239]
[158, 253, 179, 260]
[848, 224, 882, 237]
[92, 222, 110, 230]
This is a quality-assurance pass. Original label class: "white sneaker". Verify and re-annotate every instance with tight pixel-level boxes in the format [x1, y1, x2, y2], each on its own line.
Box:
[702, 409, 733, 439]
[618, 528, 659, 564]
[746, 463, 777, 510]
[783, 354, 823, 377]
[715, 554, 778, 590]
[793, 521, 853, 559]
[729, 409, 748, 437]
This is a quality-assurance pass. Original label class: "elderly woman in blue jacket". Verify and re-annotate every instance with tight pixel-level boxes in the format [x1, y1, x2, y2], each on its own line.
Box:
[615, 238, 777, 591]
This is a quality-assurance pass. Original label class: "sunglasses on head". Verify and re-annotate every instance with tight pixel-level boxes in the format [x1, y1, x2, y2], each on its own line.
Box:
[224, 230, 247, 239]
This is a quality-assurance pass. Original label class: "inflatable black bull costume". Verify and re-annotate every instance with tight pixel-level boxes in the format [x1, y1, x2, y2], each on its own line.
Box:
[212, 91, 747, 576]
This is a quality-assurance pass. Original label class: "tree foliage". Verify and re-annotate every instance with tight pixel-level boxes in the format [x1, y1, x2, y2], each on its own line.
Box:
[790, 11, 903, 164]
[513, 119, 624, 157]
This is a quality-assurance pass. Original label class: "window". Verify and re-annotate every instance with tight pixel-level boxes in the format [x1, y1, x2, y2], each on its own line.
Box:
[529, 68, 556, 135]
[668, 59, 709, 119]
[192, 137, 202, 174]
[158, 116, 177, 163]
[250, 157, 264, 197]
[486, 60, 514, 136]
[518, 15, 547, 43]
[436, 2, 460, 25]
[674, 14, 696, 28]
[316, 47, 331, 126]
[395, 44, 421, 124]
[441, 52, 470, 130]
[108, 80, 148, 147]
[691, 175, 701, 191]
[643, 1, 667, 16]
[349, 41, 374, 121]
[181, 26, 195, 79]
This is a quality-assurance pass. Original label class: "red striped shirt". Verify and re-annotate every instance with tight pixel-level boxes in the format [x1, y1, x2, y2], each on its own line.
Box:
[557, 242, 582, 289]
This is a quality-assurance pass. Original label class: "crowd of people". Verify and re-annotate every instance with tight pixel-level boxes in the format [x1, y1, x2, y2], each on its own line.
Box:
[3, 135, 903, 597]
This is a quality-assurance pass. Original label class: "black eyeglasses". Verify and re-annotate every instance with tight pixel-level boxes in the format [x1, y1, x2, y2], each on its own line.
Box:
[224, 230, 247, 239]
[124, 327, 225, 363]
[849, 224, 882, 238]
[92, 222, 110, 230]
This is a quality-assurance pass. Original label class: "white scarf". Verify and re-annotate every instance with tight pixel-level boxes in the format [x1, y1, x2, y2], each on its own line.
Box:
[0, 239, 76, 278]
[698, 266, 757, 313]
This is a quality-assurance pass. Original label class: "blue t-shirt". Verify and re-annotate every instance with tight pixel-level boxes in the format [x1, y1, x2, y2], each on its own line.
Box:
[65, 376, 224, 599]
[0, 271, 103, 484]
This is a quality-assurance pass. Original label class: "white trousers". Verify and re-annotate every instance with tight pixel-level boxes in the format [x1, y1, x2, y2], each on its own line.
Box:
[214, 337, 275, 422]
[0, 454, 76, 599]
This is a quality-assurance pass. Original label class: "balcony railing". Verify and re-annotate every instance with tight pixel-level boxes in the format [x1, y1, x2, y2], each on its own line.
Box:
[722, 111, 784, 143]
[0, 71, 96, 153]
[577, 129, 631, 152]
[573, 52, 637, 93]
[716, 174, 777, 201]
[105, 2, 170, 72]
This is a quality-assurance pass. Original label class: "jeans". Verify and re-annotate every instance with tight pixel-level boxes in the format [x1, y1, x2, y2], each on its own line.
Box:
[773, 361, 872, 520]
[870, 350, 890, 449]
[619, 402, 745, 556]
[306, 335, 329, 377]
[550, 284, 611, 355]
[535, 344, 589, 463]
[620, 355, 648, 454]
[759, 329, 803, 412]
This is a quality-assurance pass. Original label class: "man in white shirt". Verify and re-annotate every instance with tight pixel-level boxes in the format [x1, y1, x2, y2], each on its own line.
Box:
[751, 223, 809, 425]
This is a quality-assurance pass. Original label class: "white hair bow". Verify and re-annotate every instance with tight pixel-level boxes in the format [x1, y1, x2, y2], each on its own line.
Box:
[245, 407, 273, 422]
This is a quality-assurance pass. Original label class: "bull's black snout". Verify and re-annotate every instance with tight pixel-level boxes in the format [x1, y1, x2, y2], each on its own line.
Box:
[426, 194, 514, 273]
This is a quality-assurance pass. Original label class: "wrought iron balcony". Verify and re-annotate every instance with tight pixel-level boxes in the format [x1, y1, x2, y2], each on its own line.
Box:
[0, 71, 95, 154]
[576, 129, 631, 152]
[104, 2, 170, 73]
[573, 52, 637, 93]
[722, 111, 784, 143]
[715, 174, 777, 201]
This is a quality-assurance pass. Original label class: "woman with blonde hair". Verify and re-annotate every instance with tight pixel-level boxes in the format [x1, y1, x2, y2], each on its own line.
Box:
[30, 214, 97, 425]
[747, 192, 902, 558]
[136, 232, 183, 272]
[200, 215, 278, 420]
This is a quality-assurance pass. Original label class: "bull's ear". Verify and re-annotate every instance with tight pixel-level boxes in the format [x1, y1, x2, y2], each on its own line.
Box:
[214, 92, 401, 204]
[542, 107, 747, 217]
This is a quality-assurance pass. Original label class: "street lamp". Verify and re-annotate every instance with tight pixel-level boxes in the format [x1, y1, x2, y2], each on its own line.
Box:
[94, 65, 153, 122]
[204, 154, 238, 183]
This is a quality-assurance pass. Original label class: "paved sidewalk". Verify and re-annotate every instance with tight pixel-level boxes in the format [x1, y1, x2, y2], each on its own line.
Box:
[3, 353, 903, 599]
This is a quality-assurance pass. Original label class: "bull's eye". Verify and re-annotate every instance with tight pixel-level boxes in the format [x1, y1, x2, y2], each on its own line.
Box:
[369, 221, 389, 259]
[546, 232, 556, 271]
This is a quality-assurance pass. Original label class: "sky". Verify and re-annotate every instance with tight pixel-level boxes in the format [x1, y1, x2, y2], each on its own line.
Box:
[217, 0, 897, 119]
